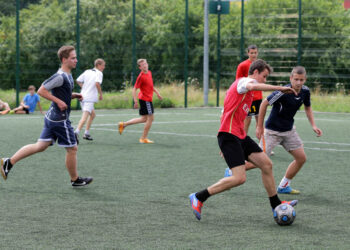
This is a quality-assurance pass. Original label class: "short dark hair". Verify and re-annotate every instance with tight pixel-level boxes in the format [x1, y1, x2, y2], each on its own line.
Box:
[57, 45, 75, 62]
[247, 45, 258, 53]
[248, 59, 272, 75]
[291, 66, 306, 76]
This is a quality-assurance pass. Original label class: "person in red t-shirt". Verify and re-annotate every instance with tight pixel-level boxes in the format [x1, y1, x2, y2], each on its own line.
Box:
[118, 59, 162, 143]
[189, 59, 298, 221]
[236, 45, 263, 134]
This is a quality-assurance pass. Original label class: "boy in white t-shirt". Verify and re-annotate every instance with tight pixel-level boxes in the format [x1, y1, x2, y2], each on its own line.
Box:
[74, 58, 105, 142]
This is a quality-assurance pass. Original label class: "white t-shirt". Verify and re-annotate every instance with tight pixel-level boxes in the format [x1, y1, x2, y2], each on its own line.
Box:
[77, 68, 103, 103]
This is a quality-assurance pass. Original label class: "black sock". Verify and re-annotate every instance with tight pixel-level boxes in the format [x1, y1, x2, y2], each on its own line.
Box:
[195, 189, 210, 203]
[269, 194, 281, 209]
[6, 158, 13, 170]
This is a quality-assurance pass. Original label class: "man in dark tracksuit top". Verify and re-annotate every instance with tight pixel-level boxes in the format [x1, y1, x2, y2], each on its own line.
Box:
[1, 45, 93, 187]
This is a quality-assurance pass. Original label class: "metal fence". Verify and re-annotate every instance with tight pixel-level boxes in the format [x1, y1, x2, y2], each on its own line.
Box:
[1, 0, 349, 107]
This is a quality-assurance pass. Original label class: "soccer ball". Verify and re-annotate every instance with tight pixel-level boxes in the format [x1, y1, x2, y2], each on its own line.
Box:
[273, 203, 296, 226]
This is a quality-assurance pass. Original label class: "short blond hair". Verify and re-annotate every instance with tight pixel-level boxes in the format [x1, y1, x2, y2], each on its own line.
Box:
[94, 58, 105, 67]
[137, 58, 147, 67]
[57, 45, 75, 62]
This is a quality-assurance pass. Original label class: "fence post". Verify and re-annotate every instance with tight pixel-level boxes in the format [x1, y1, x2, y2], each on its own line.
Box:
[16, 0, 20, 106]
[216, 0, 221, 107]
[184, 0, 189, 108]
[75, 0, 81, 109]
[203, 0, 209, 106]
[132, 0, 136, 108]
[240, 0, 245, 62]
[298, 0, 302, 65]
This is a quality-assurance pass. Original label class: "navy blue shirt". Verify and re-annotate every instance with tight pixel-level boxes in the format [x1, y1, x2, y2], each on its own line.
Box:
[42, 69, 74, 121]
[265, 84, 311, 132]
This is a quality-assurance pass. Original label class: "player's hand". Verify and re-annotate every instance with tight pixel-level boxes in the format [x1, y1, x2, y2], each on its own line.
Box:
[133, 101, 139, 109]
[158, 94, 163, 100]
[72, 93, 83, 101]
[99, 95, 103, 101]
[256, 126, 264, 140]
[313, 126, 323, 137]
[280, 87, 297, 95]
[219, 151, 224, 159]
[57, 100, 68, 111]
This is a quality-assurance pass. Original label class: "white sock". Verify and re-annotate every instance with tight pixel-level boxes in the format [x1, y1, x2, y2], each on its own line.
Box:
[279, 176, 291, 188]
[75, 129, 80, 134]
[85, 130, 90, 135]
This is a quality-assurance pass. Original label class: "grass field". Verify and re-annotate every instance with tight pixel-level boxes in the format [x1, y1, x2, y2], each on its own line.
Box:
[0, 108, 349, 249]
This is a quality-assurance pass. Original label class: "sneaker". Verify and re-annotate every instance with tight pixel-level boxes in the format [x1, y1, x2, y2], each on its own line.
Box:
[277, 186, 300, 194]
[74, 132, 80, 145]
[224, 167, 232, 177]
[139, 138, 154, 144]
[71, 176, 93, 187]
[118, 122, 124, 135]
[83, 134, 93, 141]
[282, 199, 298, 207]
[1, 158, 11, 180]
[9, 110, 15, 114]
[189, 193, 203, 220]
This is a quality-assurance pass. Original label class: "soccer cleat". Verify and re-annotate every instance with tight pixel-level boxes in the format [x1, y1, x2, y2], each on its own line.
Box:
[71, 176, 93, 187]
[189, 193, 203, 220]
[9, 110, 15, 114]
[1, 158, 11, 180]
[118, 122, 124, 135]
[139, 138, 154, 144]
[277, 186, 300, 194]
[74, 132, 80, 145]
[83, 134, 93, 141]
[282, 199, 298, 207]
[224, 167, 232, 177]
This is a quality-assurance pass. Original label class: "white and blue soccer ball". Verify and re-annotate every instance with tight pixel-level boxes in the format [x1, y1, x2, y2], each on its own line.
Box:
[273, 203, 296, 226]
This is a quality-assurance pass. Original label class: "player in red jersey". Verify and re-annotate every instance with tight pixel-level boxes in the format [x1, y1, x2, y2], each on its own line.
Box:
[118, 59, 162, 143]
[235, 45, 262, 134]
[189, 59, 298, 221]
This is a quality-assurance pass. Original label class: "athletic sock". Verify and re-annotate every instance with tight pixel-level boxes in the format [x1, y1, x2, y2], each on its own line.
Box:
[75, 129, 80, 134]
[6, 158, 13, 170]
[279, 176, 291, 188]
[269, 194, 282, 209]
[85, 130, 90, 135]
[195, 189, 210, 203]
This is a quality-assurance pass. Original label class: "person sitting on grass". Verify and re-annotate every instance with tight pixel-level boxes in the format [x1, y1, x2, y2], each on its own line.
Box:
[0, 99, 11, 115]
[9, 85, 44, 114]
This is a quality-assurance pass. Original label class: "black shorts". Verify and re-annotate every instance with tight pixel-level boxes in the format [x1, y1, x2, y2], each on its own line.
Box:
[247, 99, 262, 117]
[23, 107, 29, 114]
[139, 99, 154, 115]
[217, 132, 262, 169]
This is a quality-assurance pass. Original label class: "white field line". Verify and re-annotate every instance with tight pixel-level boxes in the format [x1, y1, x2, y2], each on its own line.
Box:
[91, 127, 350, 152]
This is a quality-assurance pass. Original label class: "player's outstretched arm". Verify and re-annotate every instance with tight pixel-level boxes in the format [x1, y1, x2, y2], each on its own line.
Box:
[38, 85, 67, 111]
[247, 83, 297, 95]
[256, 99, 269, 140]
[154, 88, 162, 100]
[304, 106, 323, 137]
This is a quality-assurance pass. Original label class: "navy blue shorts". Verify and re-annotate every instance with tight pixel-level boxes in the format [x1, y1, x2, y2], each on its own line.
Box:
[38, 118, 77, 147]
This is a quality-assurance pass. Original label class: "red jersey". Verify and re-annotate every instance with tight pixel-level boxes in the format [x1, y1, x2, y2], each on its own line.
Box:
[236, 59, 262, 101]
[219, 78, 256, 139]
[135, 70, 154, 102]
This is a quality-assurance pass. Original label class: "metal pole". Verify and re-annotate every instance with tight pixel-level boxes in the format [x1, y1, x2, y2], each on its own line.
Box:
[184, 0, 189, 108]
[15, 0, 20, 106]
[240, 0, 245, 61]
[203, 0, 209, 106]
[132, 0, 136, 108]
[216, 0, 221, 107]
[297, 0, 302, 65]
[76, 0, 81, 109]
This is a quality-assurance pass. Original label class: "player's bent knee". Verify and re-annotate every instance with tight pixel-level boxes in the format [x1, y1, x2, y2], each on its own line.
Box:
[66, 146, 78, 154]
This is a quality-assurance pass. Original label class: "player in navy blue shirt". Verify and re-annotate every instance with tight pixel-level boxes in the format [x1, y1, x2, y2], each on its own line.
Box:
[1, 45, 93, 187]
[256, 66, 322, 194]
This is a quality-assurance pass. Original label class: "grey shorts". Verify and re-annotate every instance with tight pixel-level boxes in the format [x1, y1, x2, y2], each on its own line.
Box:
[259, 127, 303, 156]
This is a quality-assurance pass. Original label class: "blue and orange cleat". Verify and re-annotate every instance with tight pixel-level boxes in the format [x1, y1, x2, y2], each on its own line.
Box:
[189, 193, 203, 220]
[278, 186, 300, 194]
[282, 199, 298, 207]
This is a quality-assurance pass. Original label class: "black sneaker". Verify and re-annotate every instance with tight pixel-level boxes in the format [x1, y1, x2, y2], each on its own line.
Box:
[1, 158, 11, 180]
[71, 176, 93, 187]
[74, 132, 80, 145]
[83, 134, 93, 141]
